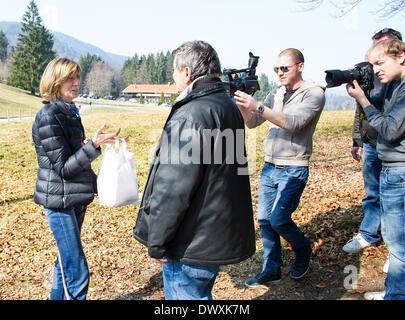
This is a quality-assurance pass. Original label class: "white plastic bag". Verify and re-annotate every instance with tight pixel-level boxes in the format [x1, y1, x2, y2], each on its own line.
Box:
[97, 139, 139, 207]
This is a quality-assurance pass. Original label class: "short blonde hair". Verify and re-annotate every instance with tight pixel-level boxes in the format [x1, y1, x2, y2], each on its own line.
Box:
[367, 39, 405, 60]
[279, 48, 305, 63]
[40, 57, 82, 104]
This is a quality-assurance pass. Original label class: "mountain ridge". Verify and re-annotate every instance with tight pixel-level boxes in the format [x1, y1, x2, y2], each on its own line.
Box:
[0, 21, 128, 72]
[0, 21, 355, 109]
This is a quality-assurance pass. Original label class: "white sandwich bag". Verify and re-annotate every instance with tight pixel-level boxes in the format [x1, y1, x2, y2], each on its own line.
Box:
[97, 139, 139, 207]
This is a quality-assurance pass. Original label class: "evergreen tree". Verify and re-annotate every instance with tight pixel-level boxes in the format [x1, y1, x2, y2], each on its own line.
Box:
[0, 31, 8, 61]
[118, 50, 174, 92]
[165, 50, 174, 84]
[146, 54, 156, 84]
[119, 58, 132, 91]
[255, 73, 277, 102]
[9, 0, 55, 95]
[156, 51, 166, 84]
[119, 61, 134, 92]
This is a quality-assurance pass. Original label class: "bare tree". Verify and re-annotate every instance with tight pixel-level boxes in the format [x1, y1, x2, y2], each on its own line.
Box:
[134, 60, 148, 84]
[85, 60, 114, 97]
[0, 59, 11, 82]
[295, 0, 405, 19]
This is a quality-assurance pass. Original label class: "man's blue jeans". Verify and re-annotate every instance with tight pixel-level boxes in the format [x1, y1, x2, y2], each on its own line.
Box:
[44, 206, 89, 300]
[359, 143, 382, 244]
[257, 163, 310, 274]
[380, 166, 405, 300]
[162, 258, 219, 300]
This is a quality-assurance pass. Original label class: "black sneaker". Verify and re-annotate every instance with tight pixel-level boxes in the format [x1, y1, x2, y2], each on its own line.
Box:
[244, 270, 282, 288]
[290, 246, 312, 280]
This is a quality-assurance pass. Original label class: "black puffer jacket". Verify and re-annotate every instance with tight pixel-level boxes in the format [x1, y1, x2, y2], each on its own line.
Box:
[133, 77, 256, 267]
[32, 99, 101, 209]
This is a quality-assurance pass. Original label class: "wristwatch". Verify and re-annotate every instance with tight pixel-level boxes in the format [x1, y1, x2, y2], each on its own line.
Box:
[256, 104, 265, 114]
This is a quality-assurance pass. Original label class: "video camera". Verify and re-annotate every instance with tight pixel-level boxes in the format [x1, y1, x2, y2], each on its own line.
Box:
[325, 61, 374, 93]
[223, 52, 260, 97]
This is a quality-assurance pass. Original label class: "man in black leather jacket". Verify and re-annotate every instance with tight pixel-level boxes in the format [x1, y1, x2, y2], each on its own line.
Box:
[133, 41, 255, 300]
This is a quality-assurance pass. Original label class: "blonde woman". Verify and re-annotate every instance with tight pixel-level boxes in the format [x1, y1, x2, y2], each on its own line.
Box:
[32, 57, 122, 300]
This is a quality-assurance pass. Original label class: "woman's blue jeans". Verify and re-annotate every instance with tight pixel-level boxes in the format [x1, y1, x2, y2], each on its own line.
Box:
[162, 258, 219, 300]
[359, 143, 382, 244]
[380, 166, 405, 300]
[257, 163, 310, 274]
[44, 206, 89, 300]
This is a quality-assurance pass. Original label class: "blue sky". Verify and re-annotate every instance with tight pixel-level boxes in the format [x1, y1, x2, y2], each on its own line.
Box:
[0, 0, 404, 90]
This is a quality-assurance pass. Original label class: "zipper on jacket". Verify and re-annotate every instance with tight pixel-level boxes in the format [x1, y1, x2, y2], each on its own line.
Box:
[62, 179, 65, 208]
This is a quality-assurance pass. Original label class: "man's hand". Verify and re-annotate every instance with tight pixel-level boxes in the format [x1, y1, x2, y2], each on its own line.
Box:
[346, 80, 370, 108]
[234, 89, 286, 128]
[154, 258, 169, 264]
[234, 90, 259, 112]
[351, 146, 363, 161]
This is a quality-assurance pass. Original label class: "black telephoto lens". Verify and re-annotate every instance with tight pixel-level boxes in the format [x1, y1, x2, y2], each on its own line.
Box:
[325, 70, 356, 88]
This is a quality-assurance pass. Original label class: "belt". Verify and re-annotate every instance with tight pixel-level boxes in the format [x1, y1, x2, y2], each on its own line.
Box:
[267, 162, 284, 169]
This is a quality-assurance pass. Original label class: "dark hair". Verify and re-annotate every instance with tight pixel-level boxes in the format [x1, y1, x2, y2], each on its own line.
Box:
[172, 41, 222, 82]
[278, 48, 305, 63]
[372, 28, 402, 41]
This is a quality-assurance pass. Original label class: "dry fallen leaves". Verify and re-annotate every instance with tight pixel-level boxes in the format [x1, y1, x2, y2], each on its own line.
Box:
[0, 110, 388, 300]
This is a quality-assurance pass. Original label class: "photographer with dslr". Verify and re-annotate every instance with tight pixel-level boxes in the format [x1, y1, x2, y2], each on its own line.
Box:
[235, 48, 325, 286]
[343, 28, 402, 256]
[346, 39, 405, 300]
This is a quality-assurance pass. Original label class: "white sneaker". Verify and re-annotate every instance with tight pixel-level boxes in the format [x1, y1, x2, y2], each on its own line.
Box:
[383, 257, 389, 273]
[364, 291, 385, 300]
[343, 234, 372, 253]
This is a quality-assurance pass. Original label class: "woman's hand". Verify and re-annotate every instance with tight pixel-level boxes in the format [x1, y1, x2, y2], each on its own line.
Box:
[92, 123, 126, 148]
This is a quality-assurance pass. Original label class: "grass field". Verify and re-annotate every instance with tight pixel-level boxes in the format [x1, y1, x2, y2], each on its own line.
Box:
[0, 93, 388, 300]
[0, 83, 148, 119]
[0, 83, 43, 117]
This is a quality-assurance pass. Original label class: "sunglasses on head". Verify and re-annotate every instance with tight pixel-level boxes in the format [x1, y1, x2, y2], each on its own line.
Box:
[273, 62, 301, 74]
[372, 28, 402, 41]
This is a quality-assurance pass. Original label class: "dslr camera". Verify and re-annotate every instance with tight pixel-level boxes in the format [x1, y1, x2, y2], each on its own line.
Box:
[223, 52, 260, 97]
[325, 61, 374, 93]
